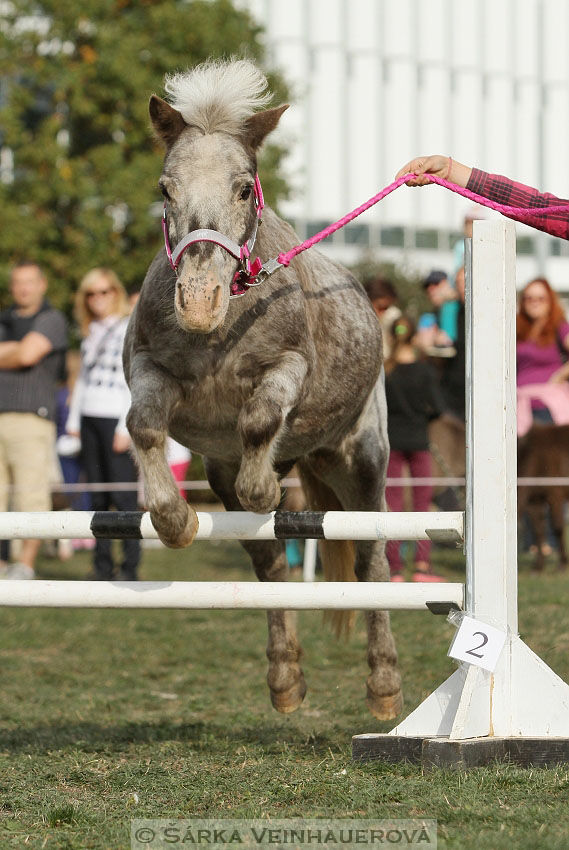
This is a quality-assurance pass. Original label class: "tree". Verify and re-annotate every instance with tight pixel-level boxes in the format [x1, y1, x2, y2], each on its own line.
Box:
[0, 0, 290, 311]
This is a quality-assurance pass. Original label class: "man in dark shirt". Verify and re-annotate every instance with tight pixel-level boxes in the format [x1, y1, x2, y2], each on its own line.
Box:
[0, 261, 68, 579]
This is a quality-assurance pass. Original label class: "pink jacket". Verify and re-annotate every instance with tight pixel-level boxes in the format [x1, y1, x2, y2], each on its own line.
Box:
[517, 383, 569, 436]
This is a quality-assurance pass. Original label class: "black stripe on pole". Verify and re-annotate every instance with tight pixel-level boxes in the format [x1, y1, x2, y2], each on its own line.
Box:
[90, 511, 144, 539]
[273, 511, 326, 539]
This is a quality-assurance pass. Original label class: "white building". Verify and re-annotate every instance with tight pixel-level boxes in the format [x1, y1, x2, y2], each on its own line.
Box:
[238, 0, 569, 291]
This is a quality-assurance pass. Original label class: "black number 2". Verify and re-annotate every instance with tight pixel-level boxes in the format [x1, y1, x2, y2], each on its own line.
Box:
[466, 631, 489, 659]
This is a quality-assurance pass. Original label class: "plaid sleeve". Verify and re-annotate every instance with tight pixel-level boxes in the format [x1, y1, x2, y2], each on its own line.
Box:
[467, 168, 569, 240]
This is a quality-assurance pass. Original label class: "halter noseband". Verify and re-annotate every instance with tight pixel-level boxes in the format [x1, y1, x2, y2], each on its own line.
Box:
[162, 174, 267, 297]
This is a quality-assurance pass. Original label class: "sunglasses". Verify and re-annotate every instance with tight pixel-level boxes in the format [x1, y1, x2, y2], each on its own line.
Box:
[86, 288, 114, 298]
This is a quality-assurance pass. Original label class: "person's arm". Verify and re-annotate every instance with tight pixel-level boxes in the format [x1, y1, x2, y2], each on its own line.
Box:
[396, 155, 569, 239]
[549, 361, 569, 383]
[113, 388, 132, 453]
[0, 332, 53, 370]
[113, 320, 133, 454]
[65, 373, 84, 437]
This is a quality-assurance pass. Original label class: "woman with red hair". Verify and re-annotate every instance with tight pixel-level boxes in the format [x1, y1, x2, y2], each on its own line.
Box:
[516, 278, 569, 433]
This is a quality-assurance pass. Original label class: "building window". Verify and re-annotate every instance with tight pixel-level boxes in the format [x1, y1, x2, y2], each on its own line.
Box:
[380, 226, 404, 247]
[415, 229, 439, 250]
[344, 224, 369, 245]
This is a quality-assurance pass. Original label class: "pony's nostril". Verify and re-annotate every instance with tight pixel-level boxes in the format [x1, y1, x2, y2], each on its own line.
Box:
[212, 285, 223, 312]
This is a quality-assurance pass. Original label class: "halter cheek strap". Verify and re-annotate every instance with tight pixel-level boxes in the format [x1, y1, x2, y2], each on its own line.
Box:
[162, 174, 265, 297]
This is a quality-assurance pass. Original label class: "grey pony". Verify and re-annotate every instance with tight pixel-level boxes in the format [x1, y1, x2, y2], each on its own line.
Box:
[123, 59, 402, 719]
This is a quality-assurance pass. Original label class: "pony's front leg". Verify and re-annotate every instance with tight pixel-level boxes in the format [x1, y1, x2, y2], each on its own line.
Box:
[235, 353, 308, 513]
[126, 359, 198, 548]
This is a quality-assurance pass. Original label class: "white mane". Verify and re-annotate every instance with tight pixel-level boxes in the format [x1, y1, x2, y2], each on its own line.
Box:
[164, 58, 272, 135]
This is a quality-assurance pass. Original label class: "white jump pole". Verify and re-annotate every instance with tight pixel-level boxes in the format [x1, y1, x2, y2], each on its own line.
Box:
[0, 510, 463, 543]
[380, 219, 569, 743]
[0, 580, 464, 611]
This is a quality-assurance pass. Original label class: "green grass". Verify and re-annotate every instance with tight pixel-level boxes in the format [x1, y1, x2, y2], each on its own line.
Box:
[1, 540, 569, 849]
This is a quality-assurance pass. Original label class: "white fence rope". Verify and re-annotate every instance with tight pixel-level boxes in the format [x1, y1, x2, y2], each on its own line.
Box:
[3, 476, 565, 496]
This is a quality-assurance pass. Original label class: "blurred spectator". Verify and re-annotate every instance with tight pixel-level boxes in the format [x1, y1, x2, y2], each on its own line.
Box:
[0, 261, 68, 580]
[363, 276, 401, 360]
[516, 277, 569, 556]
[440, 266, 466, 421]
[282, 467, 306, 575]
[418, 270, 458, 355]
[66, 268, 140, 580]
[453, 205, 488, 277]
[56, 349, 93, 555]
[427, 266, 466, 512]
[166, 437, 192, 499]
[384, 316, 446, 582]
[516, 277, 569, 435]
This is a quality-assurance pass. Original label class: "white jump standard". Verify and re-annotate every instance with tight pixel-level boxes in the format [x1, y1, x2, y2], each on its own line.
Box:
[353, 220, 569, 768]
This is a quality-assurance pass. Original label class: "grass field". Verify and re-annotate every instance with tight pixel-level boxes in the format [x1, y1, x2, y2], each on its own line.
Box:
[1, 538, 569, 849]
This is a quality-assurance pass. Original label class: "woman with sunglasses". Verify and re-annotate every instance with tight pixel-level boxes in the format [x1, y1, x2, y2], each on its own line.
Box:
[516, 277, 569, 434]
[66, 268, 140, 580]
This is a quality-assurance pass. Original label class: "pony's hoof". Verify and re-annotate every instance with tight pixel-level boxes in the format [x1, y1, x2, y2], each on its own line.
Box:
[366, 688, 403, 721]
[236, 473, 281, 514]
[152, 504, 199, 548]
[270, 676, 307, 714]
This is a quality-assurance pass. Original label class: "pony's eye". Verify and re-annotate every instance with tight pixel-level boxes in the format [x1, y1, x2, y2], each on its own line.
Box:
[240, 185, 252, 201]
[160, 184, 171, 201]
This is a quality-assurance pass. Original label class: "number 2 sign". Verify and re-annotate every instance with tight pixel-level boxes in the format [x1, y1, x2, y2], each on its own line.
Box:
[448, 615, 508, 672]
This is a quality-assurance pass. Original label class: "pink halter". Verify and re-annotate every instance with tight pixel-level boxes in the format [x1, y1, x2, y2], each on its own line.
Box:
[162, 174, 265, 297]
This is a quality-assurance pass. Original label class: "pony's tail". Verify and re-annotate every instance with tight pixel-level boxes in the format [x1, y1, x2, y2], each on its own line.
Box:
[297, 463, 356, 639]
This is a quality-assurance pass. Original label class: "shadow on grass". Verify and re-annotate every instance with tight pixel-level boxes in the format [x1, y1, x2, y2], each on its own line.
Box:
[0, 718, 343, 756]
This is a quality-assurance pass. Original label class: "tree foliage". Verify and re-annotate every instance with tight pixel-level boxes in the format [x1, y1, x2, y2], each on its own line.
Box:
[0, 0, 290, 311]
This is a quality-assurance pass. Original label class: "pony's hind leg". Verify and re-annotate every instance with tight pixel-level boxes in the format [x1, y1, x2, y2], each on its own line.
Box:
[204, 458, 307, 713]
[300, 414, 403, 721]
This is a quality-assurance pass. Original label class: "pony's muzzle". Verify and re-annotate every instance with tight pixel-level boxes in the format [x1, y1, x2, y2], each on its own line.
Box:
[175, 272, 229, 334]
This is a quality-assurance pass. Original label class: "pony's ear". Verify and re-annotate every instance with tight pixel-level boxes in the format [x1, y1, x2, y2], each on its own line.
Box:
[242, 104, 289, 151]
[149, 95, 187, 147]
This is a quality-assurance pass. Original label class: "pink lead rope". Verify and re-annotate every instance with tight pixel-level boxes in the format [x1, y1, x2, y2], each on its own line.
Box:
[275, 172, 569, 270]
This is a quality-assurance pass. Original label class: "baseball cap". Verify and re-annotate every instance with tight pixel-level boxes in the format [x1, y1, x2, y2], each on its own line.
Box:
[423, 270, 448, 289]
